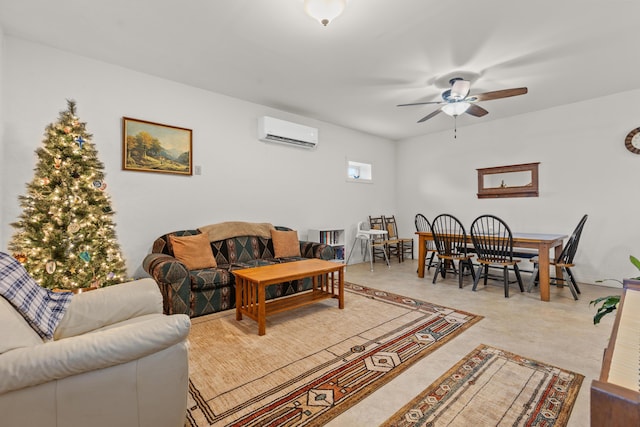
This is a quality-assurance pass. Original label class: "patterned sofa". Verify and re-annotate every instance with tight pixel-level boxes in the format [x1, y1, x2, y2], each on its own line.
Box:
[142, 222, 334, 318]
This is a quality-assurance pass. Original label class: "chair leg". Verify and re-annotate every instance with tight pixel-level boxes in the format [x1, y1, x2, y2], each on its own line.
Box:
[514, 264, 524, 292]
[483, 265, 489, 286]
[472, 265, 483, 291]
[566, 267, 581, 294]
[503, 266, 510, 298]
[427, 252, 436, 271]
[432, 259, 441, 284]
[345, 237, 359, 265]
[527, 263, 539, 292]
[458, 261, 464, 289]
[468, 260, 476, 281]
[564, 268, 579, 300]
[382, 244, 391, 268]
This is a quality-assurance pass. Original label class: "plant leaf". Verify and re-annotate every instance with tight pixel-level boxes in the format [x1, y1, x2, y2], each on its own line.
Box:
[593, 306, 617, 325]
[630, 255, 640, 278]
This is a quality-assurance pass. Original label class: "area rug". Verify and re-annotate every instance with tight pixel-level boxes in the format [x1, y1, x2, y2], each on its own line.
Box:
[185, 283, 482, 426]
[381, 344, 584, 427]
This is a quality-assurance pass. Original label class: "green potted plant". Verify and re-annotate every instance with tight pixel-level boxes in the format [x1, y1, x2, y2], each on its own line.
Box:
[590, 255, 640, 324]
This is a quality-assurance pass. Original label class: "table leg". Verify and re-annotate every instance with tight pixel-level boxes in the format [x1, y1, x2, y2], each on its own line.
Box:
[538, 243, 551, 302]
[258, 283, 266, 336]
[235, 277, 243, 320]
[338, 267, 344, 309]
[418, 234, 426, 278]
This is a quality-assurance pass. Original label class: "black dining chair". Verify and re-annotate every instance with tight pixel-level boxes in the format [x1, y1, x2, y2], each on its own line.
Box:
[470, 214, 524, 298]
[431, 214, 475, 288]
[414, 213, 436, 271]
[528, 214, 588, 300]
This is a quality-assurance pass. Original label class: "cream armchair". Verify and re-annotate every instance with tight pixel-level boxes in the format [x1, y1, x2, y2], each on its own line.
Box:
[0, 278, 190, 427]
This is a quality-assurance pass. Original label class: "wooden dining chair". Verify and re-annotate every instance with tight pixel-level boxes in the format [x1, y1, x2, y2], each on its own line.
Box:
[414, 213, 436, 271]
[368, 215, 397, 263]
[527, 214, 588, 300]
[384, 215, 413, 261]
[430, 214, 475, 288]
[470, 214, 524, 298]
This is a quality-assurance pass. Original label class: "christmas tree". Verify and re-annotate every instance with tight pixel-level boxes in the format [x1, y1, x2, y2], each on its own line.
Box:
[9, 100, 128, 289]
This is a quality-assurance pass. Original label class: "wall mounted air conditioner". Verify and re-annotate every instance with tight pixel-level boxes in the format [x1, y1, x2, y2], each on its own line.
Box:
[258, 116, 318, 149]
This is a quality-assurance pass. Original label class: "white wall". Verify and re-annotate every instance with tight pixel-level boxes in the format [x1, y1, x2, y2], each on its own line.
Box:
[1, 37, 397, 278]
[397, 91, 640, 286]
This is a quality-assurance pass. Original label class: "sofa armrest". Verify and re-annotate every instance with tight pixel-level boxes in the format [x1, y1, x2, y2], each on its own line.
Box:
[54, 278, 162, 340]
[0, 314, 190, 394]
[142, 253, 193, 316]
[299, 241, 335, 260]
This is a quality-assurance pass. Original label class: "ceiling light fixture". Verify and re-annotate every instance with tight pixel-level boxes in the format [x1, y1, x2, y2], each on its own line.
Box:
[304, 0, 347, 26]
[441, 102, 471, 139]
[442, 102, 470, 117]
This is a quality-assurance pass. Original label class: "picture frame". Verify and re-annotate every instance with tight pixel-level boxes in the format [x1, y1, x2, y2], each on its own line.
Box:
[122, 117, 192, 175]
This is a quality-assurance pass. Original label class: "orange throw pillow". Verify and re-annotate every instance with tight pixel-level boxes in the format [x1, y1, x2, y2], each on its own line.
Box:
[271, 230, 301, 258]
[169, 233, 217, 270]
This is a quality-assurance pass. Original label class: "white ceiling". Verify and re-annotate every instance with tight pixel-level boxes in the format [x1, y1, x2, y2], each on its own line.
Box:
[1, 0, 639, 140]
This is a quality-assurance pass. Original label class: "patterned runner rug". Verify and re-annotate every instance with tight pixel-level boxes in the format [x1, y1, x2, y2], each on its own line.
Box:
[186, 283, 482, 426]
[381, 344, 584, 427]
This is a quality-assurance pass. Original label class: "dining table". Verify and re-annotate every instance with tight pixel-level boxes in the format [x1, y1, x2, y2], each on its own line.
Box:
[415, 231, 568, 302]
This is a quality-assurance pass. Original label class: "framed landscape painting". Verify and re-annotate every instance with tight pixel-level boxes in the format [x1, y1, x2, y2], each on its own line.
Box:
[122, 117, 192, 175]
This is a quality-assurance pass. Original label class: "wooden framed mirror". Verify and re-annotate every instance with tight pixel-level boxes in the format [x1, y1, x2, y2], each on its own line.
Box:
[477, 162, 539, 199]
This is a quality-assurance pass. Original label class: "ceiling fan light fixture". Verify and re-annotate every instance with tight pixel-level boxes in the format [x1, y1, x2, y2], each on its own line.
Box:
[304, 0, 347, 26]
[442, 102, 470, 117]
[449, 79, 471, 100]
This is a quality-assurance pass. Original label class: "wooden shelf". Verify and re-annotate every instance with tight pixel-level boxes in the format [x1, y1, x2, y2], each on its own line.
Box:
[308, 228, 345, 261]
[477, 162, 539, 199]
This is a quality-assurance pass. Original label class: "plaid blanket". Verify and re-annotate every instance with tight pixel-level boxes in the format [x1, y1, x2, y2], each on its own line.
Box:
[0, 252, 73, 339]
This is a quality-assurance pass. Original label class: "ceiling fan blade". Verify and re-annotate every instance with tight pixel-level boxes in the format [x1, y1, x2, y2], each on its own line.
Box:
[417, 108, 443, 123]
[397, 100, 443, 107]
[470, 87, 528, 102]
[450, 79, 470, 100]
[465, 103, 489, 117]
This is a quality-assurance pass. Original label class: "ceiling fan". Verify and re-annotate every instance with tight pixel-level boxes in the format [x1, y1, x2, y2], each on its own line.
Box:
[397, 77, 528, 124]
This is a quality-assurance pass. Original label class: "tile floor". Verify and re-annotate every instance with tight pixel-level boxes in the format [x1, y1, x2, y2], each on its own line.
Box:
[325, 259, 622, 427]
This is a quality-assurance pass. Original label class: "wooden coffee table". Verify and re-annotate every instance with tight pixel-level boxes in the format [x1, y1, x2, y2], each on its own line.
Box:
[233, 259, 344, 335]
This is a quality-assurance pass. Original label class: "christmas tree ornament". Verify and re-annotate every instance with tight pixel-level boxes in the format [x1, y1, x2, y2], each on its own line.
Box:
[79, 251, 91, 263]
[13, 253, 27, 263]
[90, 278, 101, 288]
[75, 136, 85, 148]
[107, 271, 115, 280]
[46, 260, 57, 274]
[67, 223, 80, 233]
[71, 171, 80, 179]
[99, 182, 107, 191]
[54, 158, 62, 169]
[63, 126, 71, 134]
[41, 177, 50, 185]
[92, 180, 102, 189]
